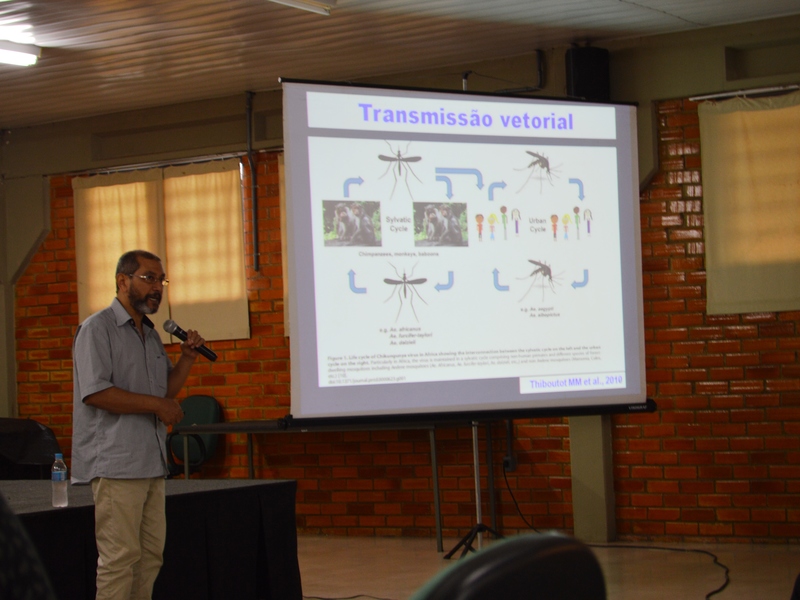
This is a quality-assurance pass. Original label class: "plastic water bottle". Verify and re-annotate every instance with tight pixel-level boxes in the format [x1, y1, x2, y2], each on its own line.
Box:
[51, 453, 68, 507]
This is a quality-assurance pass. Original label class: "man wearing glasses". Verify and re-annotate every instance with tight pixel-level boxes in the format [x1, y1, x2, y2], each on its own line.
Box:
[71, 249, 206, 600]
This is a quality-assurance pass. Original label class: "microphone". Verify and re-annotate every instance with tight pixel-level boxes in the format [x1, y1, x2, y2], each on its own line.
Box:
[163, 320, 218, 362]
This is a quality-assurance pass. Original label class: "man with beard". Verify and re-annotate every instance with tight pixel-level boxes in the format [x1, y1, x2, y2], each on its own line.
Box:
[71, 249, 206, 600]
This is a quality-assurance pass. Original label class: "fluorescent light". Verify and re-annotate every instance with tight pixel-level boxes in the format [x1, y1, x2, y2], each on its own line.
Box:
[0, 40, 40, 66]
[267, 0, 336, 16]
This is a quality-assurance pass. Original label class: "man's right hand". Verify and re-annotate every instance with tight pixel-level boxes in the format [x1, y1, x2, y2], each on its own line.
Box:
[157, 398, 185, 426]
[85, 387, 186, 425]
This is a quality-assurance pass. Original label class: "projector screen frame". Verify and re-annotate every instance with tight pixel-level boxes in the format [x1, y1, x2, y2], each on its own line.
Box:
[281, 78, 648, 425]
[282, 397, 657, 431]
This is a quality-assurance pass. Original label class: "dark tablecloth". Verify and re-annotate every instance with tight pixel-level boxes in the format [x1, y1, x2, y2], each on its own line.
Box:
[1, 479, 302, 600]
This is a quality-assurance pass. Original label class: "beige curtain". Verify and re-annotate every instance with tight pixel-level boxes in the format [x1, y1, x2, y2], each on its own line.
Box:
[72, 159, 249, 342]
[699, 90, 800, 314]
[73, 171, 166, 340]
[163, 160, 249, 341]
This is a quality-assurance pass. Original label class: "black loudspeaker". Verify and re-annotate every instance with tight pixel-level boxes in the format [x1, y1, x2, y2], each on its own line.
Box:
[565, 47, 610, 102]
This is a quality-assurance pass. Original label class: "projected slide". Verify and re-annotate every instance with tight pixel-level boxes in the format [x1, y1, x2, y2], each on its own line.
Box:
[283, 81, 646, 421]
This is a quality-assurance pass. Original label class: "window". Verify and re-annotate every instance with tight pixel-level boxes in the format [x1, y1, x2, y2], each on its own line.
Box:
[72, 159, 249, 342]
[698, 90, 800, 314]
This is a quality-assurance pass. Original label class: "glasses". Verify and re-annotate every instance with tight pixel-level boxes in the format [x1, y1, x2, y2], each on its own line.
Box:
[128, 274, 169, 286]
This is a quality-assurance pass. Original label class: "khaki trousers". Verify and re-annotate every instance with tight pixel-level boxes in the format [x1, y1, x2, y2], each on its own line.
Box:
[91, 477, 166, 600]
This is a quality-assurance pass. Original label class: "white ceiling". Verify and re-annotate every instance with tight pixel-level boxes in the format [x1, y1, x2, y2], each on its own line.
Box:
[1, 0, 800, 129]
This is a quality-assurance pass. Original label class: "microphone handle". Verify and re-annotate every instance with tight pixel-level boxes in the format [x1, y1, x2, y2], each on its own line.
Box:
[170, 325, 218, 362]
[194, 344, 218, 362]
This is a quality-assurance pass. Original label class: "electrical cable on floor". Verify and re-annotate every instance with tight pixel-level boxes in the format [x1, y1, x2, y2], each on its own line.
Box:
[501, 464, 731, 599]
[587, 543, 730, 599]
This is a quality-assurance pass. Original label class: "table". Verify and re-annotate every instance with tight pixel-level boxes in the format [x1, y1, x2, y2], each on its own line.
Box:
[1, 479, 302, 600]
[174, 419, 447, 551]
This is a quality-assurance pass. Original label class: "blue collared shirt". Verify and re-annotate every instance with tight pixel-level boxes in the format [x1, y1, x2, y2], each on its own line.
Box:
[71, 298, 173, 484]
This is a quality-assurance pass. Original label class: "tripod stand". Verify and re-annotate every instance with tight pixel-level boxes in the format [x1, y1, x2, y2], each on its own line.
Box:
[444, 522, 503, 559]
[444, 421, 503, 559]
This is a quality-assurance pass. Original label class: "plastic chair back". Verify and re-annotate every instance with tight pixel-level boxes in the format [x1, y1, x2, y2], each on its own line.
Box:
[167, 395, 222, 475]
[411, 533, 606, 600]
[0, 419, 62, 480]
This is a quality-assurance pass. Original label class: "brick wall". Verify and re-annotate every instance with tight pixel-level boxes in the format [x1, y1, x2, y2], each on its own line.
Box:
[613, 98, 800, 541]
[15, 98, 800, 541]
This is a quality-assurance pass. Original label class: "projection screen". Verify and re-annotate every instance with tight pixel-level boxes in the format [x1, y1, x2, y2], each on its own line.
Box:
[282, 80, 646, 423]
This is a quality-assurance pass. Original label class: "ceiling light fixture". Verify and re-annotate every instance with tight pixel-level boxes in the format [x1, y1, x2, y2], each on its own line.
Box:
[0, 40, 41, 66]
[267, 0, 336, 16]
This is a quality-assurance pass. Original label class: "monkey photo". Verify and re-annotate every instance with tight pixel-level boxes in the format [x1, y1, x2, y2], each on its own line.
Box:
[413, 202, 468, 247]
[323, 200, 382, 246]
[437, 203, 465, 245]
[334, 202, 358, 242]
[423, 204, 447, 242]
[349, 202, 377, 245]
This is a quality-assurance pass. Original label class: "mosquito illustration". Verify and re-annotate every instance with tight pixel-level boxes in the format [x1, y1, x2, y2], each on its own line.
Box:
[384, 263, 428, 322]
[378, 141, 422, 199]
[516, 150, 559, 193]
[518, 259, 561, 302]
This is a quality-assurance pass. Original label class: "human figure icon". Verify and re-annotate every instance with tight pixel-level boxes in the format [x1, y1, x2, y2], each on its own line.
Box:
[512, 209, 521, 237]
[500, 206, 509, 240]
[488, 214, 498, 241]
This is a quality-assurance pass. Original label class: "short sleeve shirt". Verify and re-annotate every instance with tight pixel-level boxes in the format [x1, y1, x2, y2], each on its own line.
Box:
[71, 299, 172, 484]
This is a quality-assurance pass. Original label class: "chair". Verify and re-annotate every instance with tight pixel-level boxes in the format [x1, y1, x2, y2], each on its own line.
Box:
[0, 418, 62, 480]
[166, 395, 222, 477]
[411, 533, 607, 600]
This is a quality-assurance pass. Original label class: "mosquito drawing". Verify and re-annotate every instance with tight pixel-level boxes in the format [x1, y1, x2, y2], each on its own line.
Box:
[384, 263, 428, 322]
[378, 141, 423, 199]
[516, 150, 559, 193]
[518, 259, 561, 302]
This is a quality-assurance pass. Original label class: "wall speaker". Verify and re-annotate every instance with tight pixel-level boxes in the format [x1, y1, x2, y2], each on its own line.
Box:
[565, 47, 610, 103]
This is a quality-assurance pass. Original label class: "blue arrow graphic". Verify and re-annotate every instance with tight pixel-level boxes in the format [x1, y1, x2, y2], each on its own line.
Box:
[568, 178, 585, 200]
[348, 270, 367, 293]
[571, 269, 589, 288]
[493, 269, 509, 291]
[435, 271, 454, 291]
[435, 167, 484, 190]
[488, 181, 506, 201]
[343, 177, 364, 198]
[436, 175, 453, 199]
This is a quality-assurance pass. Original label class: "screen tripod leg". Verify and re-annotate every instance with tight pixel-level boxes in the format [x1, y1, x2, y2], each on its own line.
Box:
[444, 422, 504, 559]
[444, 523, 503, 559]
